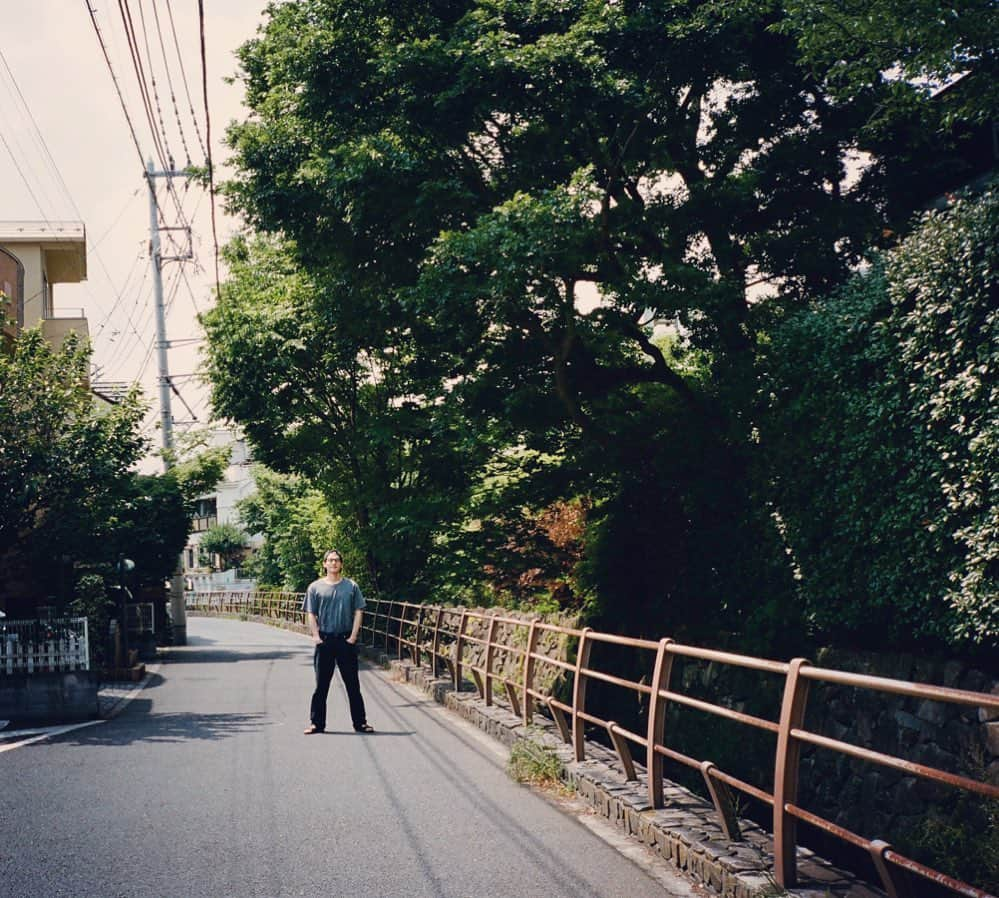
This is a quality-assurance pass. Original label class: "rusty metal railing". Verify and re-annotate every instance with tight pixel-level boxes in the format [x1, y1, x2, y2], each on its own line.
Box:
[184, 590, 306, 625]
[187, 591, 999, 898]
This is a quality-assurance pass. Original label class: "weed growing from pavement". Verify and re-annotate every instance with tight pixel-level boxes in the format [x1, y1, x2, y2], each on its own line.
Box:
[508, 739, 574, 795]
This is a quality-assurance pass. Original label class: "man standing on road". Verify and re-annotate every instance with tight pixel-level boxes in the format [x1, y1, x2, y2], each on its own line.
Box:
[302, 549, 374, 734]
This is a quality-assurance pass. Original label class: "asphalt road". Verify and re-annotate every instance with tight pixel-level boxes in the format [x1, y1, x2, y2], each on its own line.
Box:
[1, 617, 699, 898]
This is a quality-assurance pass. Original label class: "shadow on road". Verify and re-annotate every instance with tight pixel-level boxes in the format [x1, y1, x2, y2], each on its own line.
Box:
[306, 728, 415, 737]
[158, 646, 310, 665]
[56, 703, 273, 747]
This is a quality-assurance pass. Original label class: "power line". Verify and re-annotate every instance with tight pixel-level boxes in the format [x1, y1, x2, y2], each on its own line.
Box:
[0, 48, 69, 218]
[85, 0, 146, 167]
[0, 127, 50, 220]
[0, 38, 147, 330]
[81, 0, 215, 437]
[165, 0, 208, 159]
[116, 0, 196, 241]
[198, 0, 221, 298]
[116, 0, 167, 168]
[135, 0, 184, 173]
[167, 376, 199, 423]
[91, 188, 142, 249]
[149, 0, 193, 166]
[101, 261, 154, 371]
[123, 1, 195, 237]
[125, 264, 182, 387]
[91, 244, 146, 340]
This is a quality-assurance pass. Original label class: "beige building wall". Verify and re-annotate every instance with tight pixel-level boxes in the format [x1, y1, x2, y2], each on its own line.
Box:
[0, 222, 87, 340]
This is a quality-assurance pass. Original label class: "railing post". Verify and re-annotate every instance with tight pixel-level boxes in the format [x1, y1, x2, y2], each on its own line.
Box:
[547, 697, 571, 743]
[484, 615, 498, 705]
[522, 619, 540, 726]
[370, 597, 381, 646]
[414, 605, 425, 667]
[385, 599, 394, 653]
[607, 722, 637, 780]
[454, 610, 468, 690]
[572, 627, 592, 763]
[773, 657, 811, 889]
[397, 603, 408, 661]
[431, 606, 444, 678]
[646, 637, 674, 809]
[868, 840, 904, 898]
[503, 680, 521, 718]
[81, 617, 90, 672]
[700, 761, 742, 841]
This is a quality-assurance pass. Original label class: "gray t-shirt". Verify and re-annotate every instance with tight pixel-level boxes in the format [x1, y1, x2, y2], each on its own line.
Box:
[302, 577, 366, 634]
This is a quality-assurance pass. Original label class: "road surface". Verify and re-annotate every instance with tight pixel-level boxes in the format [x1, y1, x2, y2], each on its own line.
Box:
[1, 616, 702, 898]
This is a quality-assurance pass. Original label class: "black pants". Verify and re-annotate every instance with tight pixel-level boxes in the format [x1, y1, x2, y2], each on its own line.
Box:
[310, 633, 367, 731]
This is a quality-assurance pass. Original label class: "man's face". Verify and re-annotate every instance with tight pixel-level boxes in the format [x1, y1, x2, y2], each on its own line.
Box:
[324, 553, 343, 576]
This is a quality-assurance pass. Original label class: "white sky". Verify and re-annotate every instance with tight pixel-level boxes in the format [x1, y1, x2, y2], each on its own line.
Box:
[0, 1, 266, 469]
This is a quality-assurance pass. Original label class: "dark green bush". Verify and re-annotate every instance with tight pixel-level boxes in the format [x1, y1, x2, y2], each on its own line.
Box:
[763, 185, 998, 650]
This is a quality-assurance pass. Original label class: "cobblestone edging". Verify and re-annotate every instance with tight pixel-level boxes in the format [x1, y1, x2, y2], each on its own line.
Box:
[368, 650, 886, 898]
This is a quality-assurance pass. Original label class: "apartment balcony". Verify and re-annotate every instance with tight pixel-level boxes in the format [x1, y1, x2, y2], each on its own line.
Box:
[191, 515, 219, 534]
[41, 310, 89, 353]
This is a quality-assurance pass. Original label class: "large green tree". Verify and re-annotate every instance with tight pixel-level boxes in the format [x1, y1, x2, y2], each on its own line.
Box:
[0, 323, 230, 611]
[216, 0, 989, 639]
[201, 236, 489, 596]
[237, 466, 340, 591]
[226, 0, 896, 431]
[780, 0, 998, 124]
[199, 522, 249, 572]
[220, 2, 876, 596]
[0, 328, 145, 608]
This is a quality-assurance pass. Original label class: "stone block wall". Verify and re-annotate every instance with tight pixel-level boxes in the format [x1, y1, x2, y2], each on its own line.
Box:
[800, 650, 998, 849]
[0, 670, 99, 722]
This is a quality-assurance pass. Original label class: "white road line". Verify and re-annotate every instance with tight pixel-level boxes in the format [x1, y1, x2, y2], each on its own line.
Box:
[0, 719, 106, 753]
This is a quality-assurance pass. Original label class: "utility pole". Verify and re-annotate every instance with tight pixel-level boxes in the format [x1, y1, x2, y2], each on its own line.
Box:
[145, 159, 193, 645]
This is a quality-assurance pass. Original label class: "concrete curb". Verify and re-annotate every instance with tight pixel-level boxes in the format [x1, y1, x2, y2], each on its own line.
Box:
[98, 663, 160, 720]
[364, 647, 884, 898]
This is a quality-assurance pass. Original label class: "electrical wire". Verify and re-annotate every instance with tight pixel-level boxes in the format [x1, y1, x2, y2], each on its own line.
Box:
[0, 50, 64, 220]
[136, 0, 180, 167]
[91, 189, 142, 249]
[115, 0, 194, 242]
[0, 127, 50, 221]
[149, 0, 193, 166]
[91, 245, 146, 340]
[117, 0, 167, 169]
[165, 0, 208, 160]
[198, 0, 221, 298]
[85, 0, 146, 167]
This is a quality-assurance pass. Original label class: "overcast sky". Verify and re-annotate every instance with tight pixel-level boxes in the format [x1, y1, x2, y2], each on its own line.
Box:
[0, 1, 266, 467]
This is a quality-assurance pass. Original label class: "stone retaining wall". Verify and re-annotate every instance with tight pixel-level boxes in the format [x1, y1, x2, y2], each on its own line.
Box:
[803, 650, 998, 839]
[661, 648, 997, 847]
[0, 670, 99, 722]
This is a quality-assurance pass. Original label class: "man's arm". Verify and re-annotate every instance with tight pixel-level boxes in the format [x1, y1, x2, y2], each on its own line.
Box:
[307, 611, 321, 643]
[347, 608, 363, 644]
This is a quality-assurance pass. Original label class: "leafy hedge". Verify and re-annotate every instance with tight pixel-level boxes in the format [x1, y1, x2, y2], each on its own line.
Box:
[763, 186, 998, 649]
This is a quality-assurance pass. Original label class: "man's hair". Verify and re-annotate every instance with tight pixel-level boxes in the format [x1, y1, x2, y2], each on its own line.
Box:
[323, 549, 343, 562]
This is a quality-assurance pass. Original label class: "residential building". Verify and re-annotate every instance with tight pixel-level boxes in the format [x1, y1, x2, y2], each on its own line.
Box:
[183, 429, 263, 590]
[0, 221, 89, 352]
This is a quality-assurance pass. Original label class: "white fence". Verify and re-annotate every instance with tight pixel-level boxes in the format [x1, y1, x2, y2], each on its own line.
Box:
[0, 617, 90, 674]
